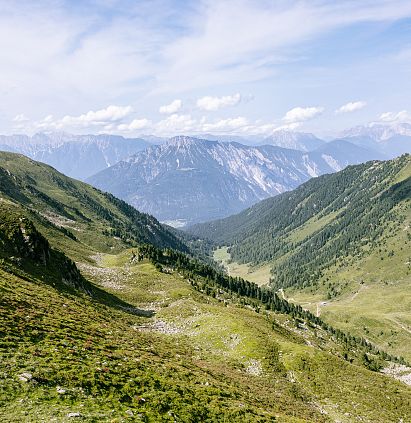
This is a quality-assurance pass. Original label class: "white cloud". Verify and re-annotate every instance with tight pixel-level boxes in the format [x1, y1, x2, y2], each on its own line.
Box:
[61, 105, 133, 126]
[32, 106, 134, 132]
[283, 106, 324, 124]
[379, 110, 411, 123]
[159, 99, 182, 114]
[155, 114, 196, 135]
[3, 2, 411, 132]
[117, 118, 151, 132]
[196, 93, 241, 111]
[336, 101, 367, 114]
[155, 1, 411, 94]
[13, 114, 29, 122]
[201, 117, 249, 132]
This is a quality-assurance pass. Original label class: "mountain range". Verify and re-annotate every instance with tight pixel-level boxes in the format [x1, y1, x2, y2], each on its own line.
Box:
[263, 130, 325, 151]
[0, 132, 151, 180]
[341, 122, 411, 158]
[87, 135, 383, 226]
[1, 123, 410, 227]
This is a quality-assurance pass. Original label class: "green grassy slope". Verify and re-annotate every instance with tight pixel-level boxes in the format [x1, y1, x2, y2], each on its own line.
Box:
[2, 241, 411, 422]
[1, 152, 411, 421]
[187, 155, 411, 361]
[0, 151, 186, 255]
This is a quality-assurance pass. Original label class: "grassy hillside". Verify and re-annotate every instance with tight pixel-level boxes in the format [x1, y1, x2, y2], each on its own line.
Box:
[187, 155, 411, 361]
[1, 152, 411, 421]
[2, 223, 411, 422]
[0, 151, 186, 256]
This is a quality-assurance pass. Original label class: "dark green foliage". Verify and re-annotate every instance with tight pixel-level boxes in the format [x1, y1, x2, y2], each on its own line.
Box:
[188, 155, 411, 289]
[136, 243, 407, 368]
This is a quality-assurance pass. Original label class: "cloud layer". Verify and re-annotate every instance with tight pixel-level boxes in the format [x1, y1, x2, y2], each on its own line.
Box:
[379, 110, 411, 123]
[159, 99, 182, 114]
[3, 1, 411, 135]
[336, 101, 367, 114]
[196, 93, 241, 111]
[283, 106, 324, 124]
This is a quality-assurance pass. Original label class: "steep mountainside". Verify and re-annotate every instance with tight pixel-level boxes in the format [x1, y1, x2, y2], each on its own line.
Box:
[0, 132, 150, 180]
[188, 154, 411, 360]
[87, 136, 378, 226]
[198, 133, 264, 145]
[0, 151, 185, 252]
[263, 130, 325, 151]
[313, 139, 386, 170]
[1, 156, 411, 420]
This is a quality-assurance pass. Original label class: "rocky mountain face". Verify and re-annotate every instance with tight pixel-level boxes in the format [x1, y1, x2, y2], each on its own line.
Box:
[263, 130, 325, 151]
[87, 136, 380, 226]
[0, 132, 151, 180]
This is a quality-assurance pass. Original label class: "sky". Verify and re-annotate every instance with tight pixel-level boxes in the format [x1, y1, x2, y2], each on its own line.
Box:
[1, 0, 411, 138]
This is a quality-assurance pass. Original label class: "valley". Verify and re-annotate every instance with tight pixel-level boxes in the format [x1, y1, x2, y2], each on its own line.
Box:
[4, 2, 411, 421]
[189, 154, 411, 363]
[213, 246, 271, 287]
[1, 151, 411, 421]
[87, 135, 382, 225]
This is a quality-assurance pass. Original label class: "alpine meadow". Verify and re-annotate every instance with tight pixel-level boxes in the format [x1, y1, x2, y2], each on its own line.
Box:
[1, 1, 411, 422]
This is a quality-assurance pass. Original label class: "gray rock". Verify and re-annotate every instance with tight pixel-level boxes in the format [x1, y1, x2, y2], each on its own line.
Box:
[88, 136, 365, 226]
[67, 412, 82, 418]
[18, 372, 33, 382]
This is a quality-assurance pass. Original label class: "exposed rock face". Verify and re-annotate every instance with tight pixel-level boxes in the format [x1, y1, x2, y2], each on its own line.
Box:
[87, 136, 381, 225]
[0, 214, 86, 291]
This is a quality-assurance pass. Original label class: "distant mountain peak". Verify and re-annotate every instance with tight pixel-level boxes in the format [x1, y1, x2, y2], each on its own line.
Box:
[167, 135, 214, 147]
[87, 137, 379, 226]
[0, 132, 151, 180]
[342, 122, 411, 141]
[263, 130, 325, 151]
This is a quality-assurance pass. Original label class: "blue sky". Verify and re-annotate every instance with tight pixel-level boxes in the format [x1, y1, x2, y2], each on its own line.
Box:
[1, 0, 411, 138]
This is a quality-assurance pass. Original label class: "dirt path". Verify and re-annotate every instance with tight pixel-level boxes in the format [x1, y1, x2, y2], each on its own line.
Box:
[347, 284, 366, 302]
[316, 301, 328, 317]
[278, 288, 296, 303]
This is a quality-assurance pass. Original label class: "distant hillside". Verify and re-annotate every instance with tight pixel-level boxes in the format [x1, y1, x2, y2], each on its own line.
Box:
[0, 151, 186, 253]
[341, 123, 411, 158]
[87, 136, 379, 226]
[188, 155, 410, 283]
[313, 139, 386, 170]
[0, 132, 150, 180]
[263, 130, 325, 151]
[188, 154, 411, 360]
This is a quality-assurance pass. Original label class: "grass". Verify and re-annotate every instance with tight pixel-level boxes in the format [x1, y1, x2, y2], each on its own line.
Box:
[1, 152, 411, 421]
[287, 200, 411, 361]
[286, 210, 340, 244]
[2, 238, 411, 422]
[0, 266, 322, 422]
[213, 247, 271, 286]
